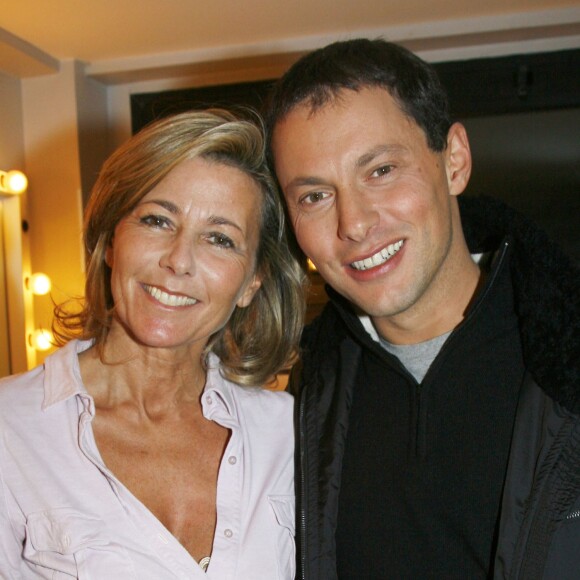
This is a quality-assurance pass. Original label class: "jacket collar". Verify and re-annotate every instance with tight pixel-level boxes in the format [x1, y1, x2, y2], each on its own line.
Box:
[459, 195, 579, 414]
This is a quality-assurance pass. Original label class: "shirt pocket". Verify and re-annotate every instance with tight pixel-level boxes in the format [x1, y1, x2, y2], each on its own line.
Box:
[24, 508, 136, 579]
[268, 495, 296, 580]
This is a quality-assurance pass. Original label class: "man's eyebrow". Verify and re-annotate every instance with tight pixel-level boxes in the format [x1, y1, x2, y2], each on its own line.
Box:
[286, 176, 328, 190]
[356, 144, 408, 169]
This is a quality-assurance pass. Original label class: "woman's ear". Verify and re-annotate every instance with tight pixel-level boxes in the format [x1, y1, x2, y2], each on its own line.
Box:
[445, 122, 472, 197]
[236, 275, 262, 309]
[105, 238, 114, 268]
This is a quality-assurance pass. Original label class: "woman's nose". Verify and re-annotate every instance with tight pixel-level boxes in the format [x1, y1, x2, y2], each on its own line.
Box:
[159, 234, 195, 276]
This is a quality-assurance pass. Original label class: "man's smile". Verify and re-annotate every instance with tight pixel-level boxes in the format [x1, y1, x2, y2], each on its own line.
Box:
[350, 240, 404, 271]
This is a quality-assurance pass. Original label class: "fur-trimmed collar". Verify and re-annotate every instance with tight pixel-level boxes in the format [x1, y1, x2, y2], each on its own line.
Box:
[459, 195, 580, 414]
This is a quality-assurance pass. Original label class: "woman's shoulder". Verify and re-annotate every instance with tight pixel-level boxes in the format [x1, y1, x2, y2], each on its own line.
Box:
[0, 340, 86, 418]
[237, 383, 293, 413]
[207, 355, 293, 420]
[226, 376, 293, 409]
[0, 364, 45, 400]
[0, 365, 46, 429]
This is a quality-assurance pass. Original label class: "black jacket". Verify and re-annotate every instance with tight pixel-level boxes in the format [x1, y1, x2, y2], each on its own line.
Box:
[292, 195, 580, 580]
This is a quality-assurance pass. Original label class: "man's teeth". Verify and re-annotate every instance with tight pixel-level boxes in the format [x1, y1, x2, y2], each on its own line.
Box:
[145, 286, 197, 307]
[351, 240, 404, 271]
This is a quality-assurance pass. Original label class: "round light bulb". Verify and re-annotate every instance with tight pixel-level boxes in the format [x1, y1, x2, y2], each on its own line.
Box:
[29, 329, 53, 351]
[2, 170, 28, 194]
[27, 272, 52, 295]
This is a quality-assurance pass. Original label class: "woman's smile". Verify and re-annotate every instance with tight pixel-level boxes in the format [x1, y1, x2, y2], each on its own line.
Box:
[143, 284, 198, 307]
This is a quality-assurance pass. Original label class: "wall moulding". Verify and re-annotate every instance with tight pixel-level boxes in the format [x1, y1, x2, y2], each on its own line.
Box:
[0, 27, 59, 79]
[85, 8, 580, 86]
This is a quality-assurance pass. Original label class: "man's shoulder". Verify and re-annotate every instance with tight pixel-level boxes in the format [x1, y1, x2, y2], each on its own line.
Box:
[298, 299, 366, 389]
[301, 301, 348, 352]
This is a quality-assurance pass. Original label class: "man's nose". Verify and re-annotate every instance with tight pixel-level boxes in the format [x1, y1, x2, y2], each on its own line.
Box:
[336, 191, 379, 242]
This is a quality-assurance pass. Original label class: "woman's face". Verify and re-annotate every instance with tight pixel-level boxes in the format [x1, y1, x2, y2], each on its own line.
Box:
[105, 156, 262, 354]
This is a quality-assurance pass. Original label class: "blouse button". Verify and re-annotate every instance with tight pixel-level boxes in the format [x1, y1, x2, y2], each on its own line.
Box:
[224, 528, 233, 538]
[205, 395, 213, 405]
[228, 456, 237, 465]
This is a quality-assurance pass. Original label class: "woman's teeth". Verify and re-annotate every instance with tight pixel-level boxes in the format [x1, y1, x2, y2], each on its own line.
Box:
[351, 240, 404, 271]
[145, 285, 197, 307]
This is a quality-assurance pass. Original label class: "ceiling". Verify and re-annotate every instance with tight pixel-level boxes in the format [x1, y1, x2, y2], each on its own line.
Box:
[1, 0, 579, 83]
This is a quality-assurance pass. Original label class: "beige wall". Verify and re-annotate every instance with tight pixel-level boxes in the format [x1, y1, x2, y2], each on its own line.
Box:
[0, 72, 33, 373]
[19, 61, 109, 365]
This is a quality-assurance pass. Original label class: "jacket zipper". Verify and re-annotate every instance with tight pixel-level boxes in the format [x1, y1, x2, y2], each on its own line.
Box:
[567, 509, 580, 520]
[299, 380, 308, 580]
[420, 240, 511, 386]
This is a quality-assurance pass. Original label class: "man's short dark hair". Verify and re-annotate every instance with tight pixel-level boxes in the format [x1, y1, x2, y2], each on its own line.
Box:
[264, 38, 452, 156]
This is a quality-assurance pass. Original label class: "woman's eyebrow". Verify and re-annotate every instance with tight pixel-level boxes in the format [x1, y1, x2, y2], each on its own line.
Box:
[207, 215, 244, 233]
[146, 199, 180, 214]
[143, 199, 244, 233]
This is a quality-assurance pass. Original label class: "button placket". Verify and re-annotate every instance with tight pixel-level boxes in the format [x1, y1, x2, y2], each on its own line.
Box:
[212, 424, 242, 569]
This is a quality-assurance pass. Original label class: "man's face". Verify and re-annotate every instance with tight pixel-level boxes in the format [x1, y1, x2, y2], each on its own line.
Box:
[272, 87, 472, 339]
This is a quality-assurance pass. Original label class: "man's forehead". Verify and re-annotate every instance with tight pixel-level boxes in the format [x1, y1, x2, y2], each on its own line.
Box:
[272, 85, 434, 159]
[279, 85, 407, 125]
[278, 87, 362, 124]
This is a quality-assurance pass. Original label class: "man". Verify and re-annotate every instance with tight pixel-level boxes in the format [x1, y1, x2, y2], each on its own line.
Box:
[265, 39, 580, 579]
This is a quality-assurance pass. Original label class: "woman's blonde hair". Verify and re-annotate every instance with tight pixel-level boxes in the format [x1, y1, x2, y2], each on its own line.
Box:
[54, 109, 306, 385]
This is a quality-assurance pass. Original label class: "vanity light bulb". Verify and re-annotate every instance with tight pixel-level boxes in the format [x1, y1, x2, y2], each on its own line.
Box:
[1, 170, 28, 194]
[27, 273, 52, 295]
[29, 329, 53, 352]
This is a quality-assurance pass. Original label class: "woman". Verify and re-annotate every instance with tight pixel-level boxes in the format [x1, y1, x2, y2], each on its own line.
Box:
[0, 110, 305, 579]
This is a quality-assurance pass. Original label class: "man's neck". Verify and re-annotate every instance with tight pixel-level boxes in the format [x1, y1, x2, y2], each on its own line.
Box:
[371, 253, 484, 345]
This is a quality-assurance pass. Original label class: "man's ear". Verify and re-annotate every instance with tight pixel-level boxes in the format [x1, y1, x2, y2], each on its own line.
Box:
[236, 274, 262, 309]
[445, 122, 472, 197]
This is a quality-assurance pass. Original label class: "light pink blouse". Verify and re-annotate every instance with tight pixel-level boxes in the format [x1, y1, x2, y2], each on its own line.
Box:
[0, 340, 295, 579]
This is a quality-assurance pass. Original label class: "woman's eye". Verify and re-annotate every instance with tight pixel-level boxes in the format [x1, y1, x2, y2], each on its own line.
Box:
[141, 214, 170, 229]
[301, 191, 329, 205]
[208, 232, 234, 249]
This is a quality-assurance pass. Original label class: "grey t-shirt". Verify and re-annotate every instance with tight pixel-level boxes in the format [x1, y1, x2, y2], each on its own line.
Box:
[379, 331, 451, 382]
[358, 314, 450, 382]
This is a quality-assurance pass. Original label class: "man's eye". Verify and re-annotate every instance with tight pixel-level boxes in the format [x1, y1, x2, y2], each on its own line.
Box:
[371, 165, 393, 178]
[301, 191, 329, 205]
[140, 215, 170, 228]
[208, 232, 234, 249]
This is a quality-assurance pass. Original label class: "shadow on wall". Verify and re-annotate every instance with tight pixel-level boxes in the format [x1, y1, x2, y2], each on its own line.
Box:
[463, 108, 579, 262]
